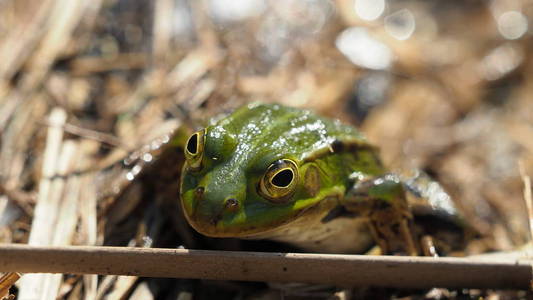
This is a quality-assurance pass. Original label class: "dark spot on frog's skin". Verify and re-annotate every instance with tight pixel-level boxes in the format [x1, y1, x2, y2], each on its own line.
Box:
[330, 140, 344, 152]
[282, 267, 288, 272]
[194, 187, 204, 199]
[330, 139, 371, 155]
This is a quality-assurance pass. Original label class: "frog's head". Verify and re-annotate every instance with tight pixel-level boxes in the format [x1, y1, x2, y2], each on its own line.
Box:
[179, 103, 348, 237]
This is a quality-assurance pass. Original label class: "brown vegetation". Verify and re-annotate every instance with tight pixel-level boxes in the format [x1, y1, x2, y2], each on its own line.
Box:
[0, 0, 532, 299]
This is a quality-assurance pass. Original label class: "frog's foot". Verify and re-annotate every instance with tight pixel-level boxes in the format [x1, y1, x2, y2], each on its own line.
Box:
[366, 208, 418, 256]
[420, 235, 439, 257]
[343, 174, 419, 256]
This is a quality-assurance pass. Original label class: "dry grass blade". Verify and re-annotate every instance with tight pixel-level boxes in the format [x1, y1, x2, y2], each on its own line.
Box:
[0, 244, 531, 290]
[0, 273, 20, 300]
[519, 162, 533, 243]
[38, 121, 127, 150]
[518, 161, 533, 291]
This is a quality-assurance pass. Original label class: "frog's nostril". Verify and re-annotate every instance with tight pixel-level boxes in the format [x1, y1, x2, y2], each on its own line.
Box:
[194, 187, 205, 199]
[225, 198, 239, 211]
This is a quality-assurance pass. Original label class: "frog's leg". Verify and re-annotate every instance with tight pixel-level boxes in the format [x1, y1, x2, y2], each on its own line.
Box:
[400, 169, 460, 221]
[400, 170, 474, 256]
[342, 174, 419, 255]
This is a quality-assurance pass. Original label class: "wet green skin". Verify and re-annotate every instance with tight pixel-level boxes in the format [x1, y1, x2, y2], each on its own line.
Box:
[179, 103, 399, 250]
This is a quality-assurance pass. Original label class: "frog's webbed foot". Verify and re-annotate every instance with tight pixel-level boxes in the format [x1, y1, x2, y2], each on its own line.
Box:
[343, 174, 419, 256]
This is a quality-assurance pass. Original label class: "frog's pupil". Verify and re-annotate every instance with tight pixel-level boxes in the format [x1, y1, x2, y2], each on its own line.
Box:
[187, 134, 198, 154]
[272, 169, 293, 187]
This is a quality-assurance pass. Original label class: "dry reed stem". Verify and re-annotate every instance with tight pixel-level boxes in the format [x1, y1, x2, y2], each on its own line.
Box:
[153, 0, 174, 64]
[0, 273, 20, 300]
[104, 276, 138, 300]
[95, 275, 118, 300]
[19, 108, 67, 300]
[519, 162, 533, 243]
[21, 0, 87, 91]
[77, 141, 99, 300]
[29, 141, 78, 300]
[41, 141, 81, 300]
[0, 0, 54, 86]
[128, 282, 154, 300]
[0, 244, 530, 290]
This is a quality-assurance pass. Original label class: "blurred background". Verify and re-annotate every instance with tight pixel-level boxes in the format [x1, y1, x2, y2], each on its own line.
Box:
[0, 0, 532, 299]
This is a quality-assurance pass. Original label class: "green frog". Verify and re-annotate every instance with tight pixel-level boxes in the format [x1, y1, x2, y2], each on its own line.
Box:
[177, 102, 468, 255]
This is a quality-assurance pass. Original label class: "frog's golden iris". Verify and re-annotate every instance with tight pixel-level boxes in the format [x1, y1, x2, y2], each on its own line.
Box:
[184, 129, 206, 171]
[258, 159, 299, 203]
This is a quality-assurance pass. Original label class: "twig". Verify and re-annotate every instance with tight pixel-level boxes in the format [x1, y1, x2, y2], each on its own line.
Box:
[69, 53, 147, 75]
[39, 120, 127, 150]
[0, 272, 20, 300]
[0, 244, 530, 290]
[0, 185, 34, 216]
[518, 161, 533, 242]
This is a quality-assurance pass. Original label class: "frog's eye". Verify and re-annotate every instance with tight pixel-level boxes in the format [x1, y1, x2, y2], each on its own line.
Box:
[185, 129, 206, 170]
[259, 159, 299, 203]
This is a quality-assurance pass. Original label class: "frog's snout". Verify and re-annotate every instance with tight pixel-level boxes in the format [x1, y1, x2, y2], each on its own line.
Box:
[196, 192, 239, 223]
[183, 183, 245, 236]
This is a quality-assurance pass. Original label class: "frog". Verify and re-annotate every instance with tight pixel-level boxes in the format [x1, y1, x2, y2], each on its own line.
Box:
[178, 102, 465, 255]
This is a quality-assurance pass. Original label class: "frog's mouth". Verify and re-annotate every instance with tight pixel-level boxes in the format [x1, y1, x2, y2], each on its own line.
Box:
[182, 194, 321, 239]
[181, 192, 300, 238]
[184, 205, 231, 237]
[183, 207, 294, 238]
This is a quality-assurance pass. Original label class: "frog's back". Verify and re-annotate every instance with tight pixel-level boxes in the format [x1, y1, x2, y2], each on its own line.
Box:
[216, 103, 367, 164]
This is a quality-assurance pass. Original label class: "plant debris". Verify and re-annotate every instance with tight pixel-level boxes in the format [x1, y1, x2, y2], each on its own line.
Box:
[0, 0, 532, 299]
